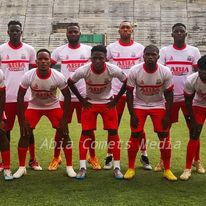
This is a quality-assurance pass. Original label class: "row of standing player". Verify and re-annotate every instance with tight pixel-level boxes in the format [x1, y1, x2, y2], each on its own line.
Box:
[0, 20, 205, 181]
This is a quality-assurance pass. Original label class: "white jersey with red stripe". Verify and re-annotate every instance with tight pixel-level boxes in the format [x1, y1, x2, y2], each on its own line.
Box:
[70, 62, 127, 104]
[159, 44, 201, 102]
[127, 62, 173, 109]
[184, 73, 206, 108]
[51, 43, 91, 102]
[20, 68, 67, 110]
[107, 39, 144, 95]
[0, 42, 36, 103]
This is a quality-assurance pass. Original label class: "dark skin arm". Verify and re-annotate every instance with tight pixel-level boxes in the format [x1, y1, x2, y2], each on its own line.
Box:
[67, 79, 91, 108]
[59, 86, 71, 135]
[107, 81, 126, 108]
[185, 93, 196, 130]
[126, 88, 138, 129]
[162, 89, 173, 130]
[17, 87, 30, 136]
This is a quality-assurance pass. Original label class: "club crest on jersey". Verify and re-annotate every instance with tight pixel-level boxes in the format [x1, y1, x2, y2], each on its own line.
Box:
[33, 84, 38, 90]
[187, 56, 194, 62]
[131, 52, 136, 57]
[50, 86, 56, 91]
[113, 52, 120, 58]
[156, 79, 162, 85]
[6, 55, 9, 59]
[104, 78, 110, 84]
[140, 80, 144, 85]
[65, 55, 69, 60]
[80, 54, 86, 59]
[21, 54, 26, 59]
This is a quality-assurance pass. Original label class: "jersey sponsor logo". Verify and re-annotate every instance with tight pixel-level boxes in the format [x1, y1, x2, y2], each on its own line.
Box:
[170, 66, 189, 76]
[115, 59, 137, 69]
[88, 85, 107, 94]
[34, 91, 55, 99]
[8, 61, 26, 71]
[67, 62, 86, 72]
[62, 59, 88, 72]
[140, 86, 161, 96]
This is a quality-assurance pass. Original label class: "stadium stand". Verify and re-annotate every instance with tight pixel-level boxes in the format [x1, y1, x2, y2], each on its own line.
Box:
[0, 0, 206, 53]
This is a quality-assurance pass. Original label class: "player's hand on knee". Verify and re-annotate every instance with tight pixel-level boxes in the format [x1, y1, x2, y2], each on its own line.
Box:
[0, 120, 6, 135]
[130, 114, 138, 129]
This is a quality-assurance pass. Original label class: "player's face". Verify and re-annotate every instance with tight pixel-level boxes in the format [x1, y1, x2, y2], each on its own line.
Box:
[36, 52, 51, 71]
[66, 26, 81, 44]
[7, 24, 22, 43]
[143, 48, 159, 67]
[172, 26, 187, 43]
[199, 68, 206, 83]
[118, 22, 133, 40]
[91, 51, 106, 72]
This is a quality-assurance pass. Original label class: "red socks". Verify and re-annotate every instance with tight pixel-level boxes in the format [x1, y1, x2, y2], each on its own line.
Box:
[1, 150, 10, 169]
[186, 139, 199, 169]
[18, 147, 28, 166]
[128, 137, 140, 168]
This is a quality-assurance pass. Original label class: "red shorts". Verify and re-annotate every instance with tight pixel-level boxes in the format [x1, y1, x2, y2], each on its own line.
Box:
[193, 106, 206, 125]
[25, 108, 63, 129]
[60, 101, 82, 123]
[115, 96, 126, 116]
[131, 108, 167, 133]
[81, 104, 118, 131]
[5, 102, 28, 131]
[170, 101, 188, 123]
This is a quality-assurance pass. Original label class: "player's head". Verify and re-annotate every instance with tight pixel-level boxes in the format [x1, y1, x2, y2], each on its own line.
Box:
[36, 49, 51, 71]
[197, 55, 206, 82]
[143, 45, 159, 68]
[171, 23, 187, 43]
[7, 20, 23, 43]
[66, 22, 81, 44]
[91, 45, 107, 72]
[118, 21, 133, 41]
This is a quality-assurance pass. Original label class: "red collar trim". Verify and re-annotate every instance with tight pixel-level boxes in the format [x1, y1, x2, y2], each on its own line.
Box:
[143, 63, 158, 73]
[173, 43, 186, 50]
[68, 43, 80, 49]
[8, 41, 23, 49]
[118, 39, 134, 46]
[36, 68, 52, 79]
[91, 63, 106, 74]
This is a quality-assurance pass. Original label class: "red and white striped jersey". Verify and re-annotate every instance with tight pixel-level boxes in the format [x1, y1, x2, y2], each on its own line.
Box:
[127, 62, 173, 109]
[0, 42, 36, 102]
[20, 68, 67, 110]
[159, 44, 201, 102]
[184, 73, 206, 108]
[51, 43, 91, 101]
[70, 62, 127, 104]
[107, 39, 144, 95]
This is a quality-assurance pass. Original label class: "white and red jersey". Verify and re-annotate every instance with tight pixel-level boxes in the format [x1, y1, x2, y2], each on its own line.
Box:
[107, 39, 144, 95]
[0, 42, 36, 103]
[159, 44, 201, 102]
[20, 68, 67, 110]
[51, 43, 91, 102]
[70, 62, 127, 104]
[184, 73, 206, 108]
[127, 62, 173, 109]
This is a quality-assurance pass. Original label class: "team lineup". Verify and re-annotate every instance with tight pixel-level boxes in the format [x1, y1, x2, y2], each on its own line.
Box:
[0, 20, 206, 182]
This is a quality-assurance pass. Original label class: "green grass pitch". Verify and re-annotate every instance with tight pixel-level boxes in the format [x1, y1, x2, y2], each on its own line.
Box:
[1, 109, 206, 206]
